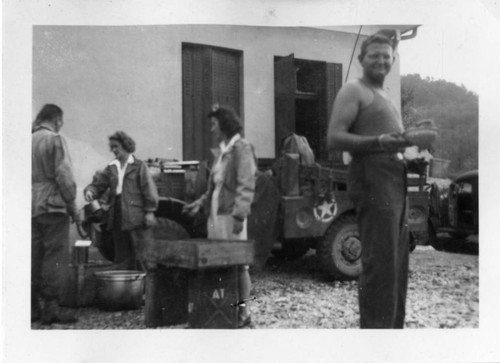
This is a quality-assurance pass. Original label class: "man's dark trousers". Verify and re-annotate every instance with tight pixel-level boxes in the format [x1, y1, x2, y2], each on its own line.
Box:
[348, 153, 409, 329]
[32, 213, 70, 304]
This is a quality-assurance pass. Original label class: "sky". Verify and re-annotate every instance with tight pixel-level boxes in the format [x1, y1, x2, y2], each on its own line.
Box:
[398, 24, 480, 92]
[397, 0, 499, 94]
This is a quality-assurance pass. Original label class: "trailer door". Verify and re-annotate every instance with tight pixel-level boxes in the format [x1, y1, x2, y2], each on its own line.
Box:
[274, 53, 296, 156]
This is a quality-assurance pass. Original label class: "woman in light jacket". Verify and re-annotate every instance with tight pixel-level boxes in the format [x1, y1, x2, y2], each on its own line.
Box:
[84, 131, 158, 270]
[183, 106, 257, 328]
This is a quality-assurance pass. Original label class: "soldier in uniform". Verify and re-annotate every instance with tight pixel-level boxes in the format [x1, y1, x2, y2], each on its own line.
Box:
[32, 104, 80, 324]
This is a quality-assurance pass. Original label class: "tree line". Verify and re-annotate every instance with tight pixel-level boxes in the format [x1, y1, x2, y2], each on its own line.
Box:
[401, 74, 478, 176]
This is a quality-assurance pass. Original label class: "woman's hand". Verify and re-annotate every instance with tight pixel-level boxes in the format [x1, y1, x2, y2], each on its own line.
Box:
[144, 212, 157, 228]
[182, 200, 202, 217]
[84, 190, 95, 202]
[232, 218, 243, 235]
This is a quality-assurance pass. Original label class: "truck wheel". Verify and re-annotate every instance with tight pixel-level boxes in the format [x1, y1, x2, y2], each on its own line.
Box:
[153, 217, 190, 240]
[89, 223, 114, 262]
[409, 233, 417, 252]
[428, 221, 443, 251]
[272, 238, 310, 259]
[135, 217, 191, 270]
[318, 214, 362, 280]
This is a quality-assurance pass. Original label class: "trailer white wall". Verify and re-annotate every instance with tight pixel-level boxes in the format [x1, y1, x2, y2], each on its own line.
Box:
[33, 25, 402, 186]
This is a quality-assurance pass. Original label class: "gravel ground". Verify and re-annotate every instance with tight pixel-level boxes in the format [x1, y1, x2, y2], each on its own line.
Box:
[32, 242, 478, 330]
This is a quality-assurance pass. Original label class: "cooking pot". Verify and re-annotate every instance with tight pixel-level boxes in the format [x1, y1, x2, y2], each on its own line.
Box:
[83, 200, 107, 224]
[94, 270, 146, 310]
[89, 200, 102, 213]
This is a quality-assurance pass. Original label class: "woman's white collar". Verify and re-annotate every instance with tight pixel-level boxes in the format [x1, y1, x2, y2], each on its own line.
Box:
[109, 154, 135, 166]
[220, 134, 241, 154]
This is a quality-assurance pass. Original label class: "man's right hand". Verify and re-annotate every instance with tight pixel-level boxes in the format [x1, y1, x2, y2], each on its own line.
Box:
[84, 190, 95, 202]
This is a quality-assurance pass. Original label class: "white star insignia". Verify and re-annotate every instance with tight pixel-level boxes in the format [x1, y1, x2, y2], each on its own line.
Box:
[314, 199, 336, 223]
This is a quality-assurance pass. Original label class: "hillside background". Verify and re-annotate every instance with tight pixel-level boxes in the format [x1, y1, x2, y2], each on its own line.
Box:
[401, 74, 478, 176]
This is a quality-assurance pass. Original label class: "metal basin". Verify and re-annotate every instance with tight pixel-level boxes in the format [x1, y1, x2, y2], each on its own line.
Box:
[94, 270, 146, 311]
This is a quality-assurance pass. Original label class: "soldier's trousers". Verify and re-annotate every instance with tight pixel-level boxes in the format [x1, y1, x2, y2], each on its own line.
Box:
[348, 153, 409, 329]
[32, 213, 70, 303]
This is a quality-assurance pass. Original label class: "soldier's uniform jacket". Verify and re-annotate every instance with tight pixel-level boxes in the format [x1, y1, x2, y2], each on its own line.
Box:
[32, 125, 77, 218]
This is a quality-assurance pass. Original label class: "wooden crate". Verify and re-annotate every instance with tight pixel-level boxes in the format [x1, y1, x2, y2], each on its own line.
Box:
[143, 239, 253, 328]
[187, 267, 239, 329]
[144, 267, 189, 327]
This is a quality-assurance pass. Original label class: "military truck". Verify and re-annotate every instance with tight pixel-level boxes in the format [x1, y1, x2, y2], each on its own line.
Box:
[426, 169, 478, 250]
[267, 147, 430, 280]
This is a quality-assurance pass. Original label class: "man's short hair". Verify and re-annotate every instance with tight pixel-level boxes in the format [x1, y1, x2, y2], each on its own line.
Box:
[35, 104, 63, 123]
[358, 31, 396, 61]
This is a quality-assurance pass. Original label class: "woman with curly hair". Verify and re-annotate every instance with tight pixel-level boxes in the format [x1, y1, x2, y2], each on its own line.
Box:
[183, 106, 257, 327]
[84, 131, 159, 270]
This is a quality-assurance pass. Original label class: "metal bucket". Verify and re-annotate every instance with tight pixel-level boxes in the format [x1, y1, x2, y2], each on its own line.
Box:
[429, 158, 451, 179]
[94, 270, 146, 310]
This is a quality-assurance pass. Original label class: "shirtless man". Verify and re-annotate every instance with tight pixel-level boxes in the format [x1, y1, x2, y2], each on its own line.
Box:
[327, 32, 415, 328]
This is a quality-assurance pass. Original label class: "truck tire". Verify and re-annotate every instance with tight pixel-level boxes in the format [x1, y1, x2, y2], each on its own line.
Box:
[89, 222, 114, 262]
[428, 221, 443, 251]
[153, 217, 190, 240]
[136, 217, 191, 270]
[317, 214, 362, 280]
[409, 233, 417, 252]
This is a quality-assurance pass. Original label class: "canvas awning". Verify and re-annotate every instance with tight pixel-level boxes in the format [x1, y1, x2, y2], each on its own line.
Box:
[312, 25, 420, 39]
